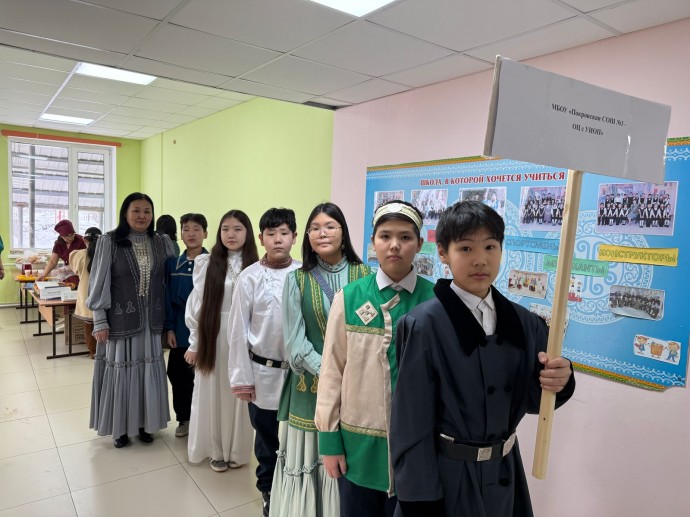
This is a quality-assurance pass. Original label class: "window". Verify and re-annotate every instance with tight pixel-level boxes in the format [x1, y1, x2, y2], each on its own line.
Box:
[9, 139, 114, 249]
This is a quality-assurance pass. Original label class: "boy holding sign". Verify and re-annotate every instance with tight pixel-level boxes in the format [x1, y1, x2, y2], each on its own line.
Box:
[390, 201, 575, 516]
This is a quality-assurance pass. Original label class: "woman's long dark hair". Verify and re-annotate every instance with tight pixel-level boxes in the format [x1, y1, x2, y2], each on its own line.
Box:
[301, 202, 362, 271]
[196, 210, 259, 374]
[109, 192, 155, 247]
[85, 227, 103, 274]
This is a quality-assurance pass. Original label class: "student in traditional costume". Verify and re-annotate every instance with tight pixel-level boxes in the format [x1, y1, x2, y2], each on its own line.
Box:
[163, 214, 209, 440]
[315, 201, 435, 517]
[87, 193, 175, 448]
[271, 203, 370, 517]
[390, 200, 575, 517]
[228, 208, 301, 517]
[185, 210, 256, 471]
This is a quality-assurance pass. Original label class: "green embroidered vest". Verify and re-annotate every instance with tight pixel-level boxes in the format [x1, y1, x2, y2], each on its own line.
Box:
[278, 263, 370, 431]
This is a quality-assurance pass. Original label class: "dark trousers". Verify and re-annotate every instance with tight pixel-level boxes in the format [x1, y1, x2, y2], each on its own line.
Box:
[248, 402, 279, 493]
[338, 475, 397, 517]
[166, 347, 195, 422]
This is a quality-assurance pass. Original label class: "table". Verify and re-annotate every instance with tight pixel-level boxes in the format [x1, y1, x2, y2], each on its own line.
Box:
[13, 274, 40, 325]
[28, 289, 88, 360]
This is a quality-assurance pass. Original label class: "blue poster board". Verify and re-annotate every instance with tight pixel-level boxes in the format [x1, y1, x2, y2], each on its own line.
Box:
[363, 139, 690, 390]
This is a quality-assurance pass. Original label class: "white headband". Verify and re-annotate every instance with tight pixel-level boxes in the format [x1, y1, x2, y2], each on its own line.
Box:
[373, 203, 423, 231]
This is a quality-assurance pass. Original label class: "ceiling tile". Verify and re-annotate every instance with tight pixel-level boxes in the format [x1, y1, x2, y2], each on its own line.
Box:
[219, 79, 314, 103]
[0, 61, 69, 85]
[126, 130, 162, 139]
[89, 120, 145, 132]
[368, 0, 574, 51]
[466, 17, 616, 62]
[0, 0, 159, 54]
[65, 75, 146, 96]
[309, 96, 351, 107]
[194, 97, 243, 110]
[0, 102, 43, 115]
[100, 114, 178, 129]
[294, 21, 453, 76]
[327, 78, 411, 104]
[590, 0, 690, 33]
[215, 90, 255, 101]
[0, 29, 127, 67]
[171, 0, 354, 52]
[80, 0, 183, 20]
[122, 56, 233, 87]
[135, 24, 280, 77]
[81, 127, 132, 137]
[123, 97, 187, 113]
[163, 113, 202, 124]
[151, 78, 221, 95]
[135, 86, 210, 105]
[0, 89, 51, 106]
[139, 125, 180, 133]
[60, 87, 129, 106]
[0, 77, 60, 96]
[174, 106, 217, 118]
[110, 106, 173, 120]
[383, 53, 492, 87]
[51, 97, 117, 115]
[560, 0, 630, 12]
[0, 45, 75, 71]
[242, 56, 370, 96]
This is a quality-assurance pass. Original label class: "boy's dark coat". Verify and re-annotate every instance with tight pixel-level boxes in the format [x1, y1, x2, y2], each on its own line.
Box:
[391, 279, 575, 517]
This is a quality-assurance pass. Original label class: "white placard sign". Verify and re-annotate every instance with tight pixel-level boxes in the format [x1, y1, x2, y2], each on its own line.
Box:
[484, 57, 671, 183]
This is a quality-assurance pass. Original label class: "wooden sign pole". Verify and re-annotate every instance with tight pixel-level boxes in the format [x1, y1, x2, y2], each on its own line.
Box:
[532, 168, 583, 480]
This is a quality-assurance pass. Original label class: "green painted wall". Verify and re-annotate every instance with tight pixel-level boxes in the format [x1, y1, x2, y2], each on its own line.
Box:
[142, 97, 334, 250]
[0, 124, 141, 304]
[141, 134, 162, 209]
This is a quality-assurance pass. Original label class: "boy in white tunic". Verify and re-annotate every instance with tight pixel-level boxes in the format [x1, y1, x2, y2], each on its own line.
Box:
[228, 208, 301, 517]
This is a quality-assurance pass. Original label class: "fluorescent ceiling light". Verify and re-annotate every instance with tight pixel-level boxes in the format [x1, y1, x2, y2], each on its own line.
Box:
[307, 0, 396, 17]
[75, 62, 156, 85]
[40, 113, 94, 125]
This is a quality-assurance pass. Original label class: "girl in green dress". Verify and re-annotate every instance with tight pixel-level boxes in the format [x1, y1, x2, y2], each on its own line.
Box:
[271, 203, 370, 517]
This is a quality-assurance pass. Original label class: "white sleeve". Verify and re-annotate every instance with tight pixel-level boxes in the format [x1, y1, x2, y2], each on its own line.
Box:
[184, 254, 210, 354]
[227, 273, 255, 394]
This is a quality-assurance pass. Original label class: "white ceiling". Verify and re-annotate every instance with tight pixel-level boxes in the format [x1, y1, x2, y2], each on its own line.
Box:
[0, 0, 688, 140]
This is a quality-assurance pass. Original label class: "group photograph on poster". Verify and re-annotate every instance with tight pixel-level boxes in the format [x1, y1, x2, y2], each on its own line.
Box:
[364, 139, 690, 391]
[374, 190, 404, 212]
[595, 181, 678, 235]
[609, 285, 665, 321]
[459, 186, 507, 218]
[518, 185, 568, 230]
[411, 188, 448, 224]
[507, 269, 548, 299]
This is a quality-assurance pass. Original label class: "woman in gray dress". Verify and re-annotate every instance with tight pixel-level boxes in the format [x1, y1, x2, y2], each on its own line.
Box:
[87, 192, 175, 448]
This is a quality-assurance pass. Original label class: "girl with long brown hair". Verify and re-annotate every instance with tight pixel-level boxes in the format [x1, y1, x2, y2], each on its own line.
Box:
[184, 210, 258, 472]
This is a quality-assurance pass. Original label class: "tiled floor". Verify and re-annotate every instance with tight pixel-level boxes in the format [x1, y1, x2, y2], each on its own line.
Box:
[0, 307, 263, 517]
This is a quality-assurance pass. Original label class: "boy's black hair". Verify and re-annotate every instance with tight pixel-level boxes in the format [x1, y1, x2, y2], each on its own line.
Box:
[180, 213, 208, 232]
[436, 200, 505, 250]
[259, 207, 297, 233]
[373, 200, 424, 239]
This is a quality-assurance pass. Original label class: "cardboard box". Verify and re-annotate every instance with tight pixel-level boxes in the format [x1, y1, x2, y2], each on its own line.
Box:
[67, 317, 87, 345]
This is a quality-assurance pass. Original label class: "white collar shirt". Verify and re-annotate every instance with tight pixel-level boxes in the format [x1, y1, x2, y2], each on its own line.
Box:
[449, 282, 497, 335]
[376, 267, 418, 294]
